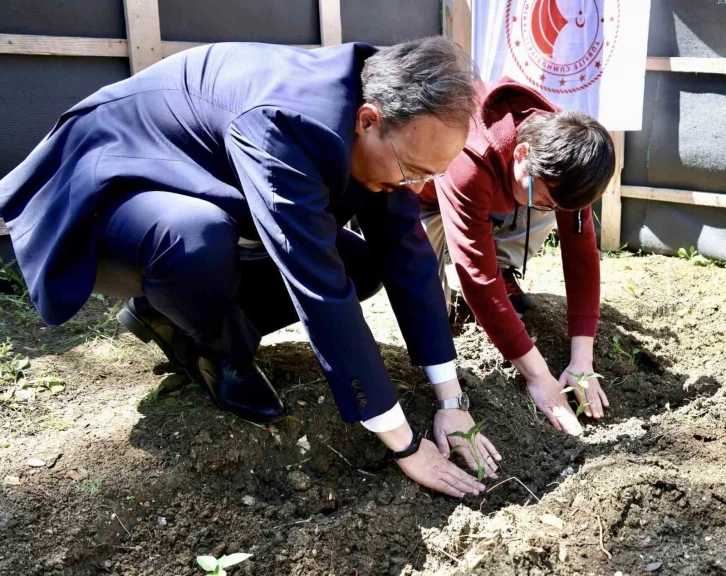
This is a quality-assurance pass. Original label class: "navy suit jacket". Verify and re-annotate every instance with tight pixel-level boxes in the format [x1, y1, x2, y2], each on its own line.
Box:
[0, 42, 456, 422]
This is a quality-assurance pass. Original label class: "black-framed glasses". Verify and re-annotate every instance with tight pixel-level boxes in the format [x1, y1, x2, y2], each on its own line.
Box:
[528, 174, 558, 212]
[386, 131, 445, 187]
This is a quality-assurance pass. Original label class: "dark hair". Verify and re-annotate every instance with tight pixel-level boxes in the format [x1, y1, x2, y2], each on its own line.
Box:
[361, 36, 477, 131]
[517, 110, 615, 210]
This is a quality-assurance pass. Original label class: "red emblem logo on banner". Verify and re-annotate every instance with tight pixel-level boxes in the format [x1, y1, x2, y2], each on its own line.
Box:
[506, 0, 620, 93]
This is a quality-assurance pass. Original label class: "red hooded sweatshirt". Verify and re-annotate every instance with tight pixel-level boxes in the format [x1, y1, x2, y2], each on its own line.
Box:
[419, 77, 601, 360]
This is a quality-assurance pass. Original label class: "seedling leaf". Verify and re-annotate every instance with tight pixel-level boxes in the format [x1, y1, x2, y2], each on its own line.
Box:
[447, 431, 469, 439]
[219, 553, 252, 568]
[196, 556, 218, 572]
[471, 420, 487, 436]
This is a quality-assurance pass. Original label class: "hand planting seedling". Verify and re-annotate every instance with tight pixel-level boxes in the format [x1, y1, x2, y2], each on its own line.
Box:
[197, 553, 252, 575]
[448, 419, 488, 482]
[562, 371, 603, 417]
[612, 334, 640, 365]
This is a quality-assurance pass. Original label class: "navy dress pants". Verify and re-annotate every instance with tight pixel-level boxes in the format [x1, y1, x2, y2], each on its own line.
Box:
[93, 191, 382, 363]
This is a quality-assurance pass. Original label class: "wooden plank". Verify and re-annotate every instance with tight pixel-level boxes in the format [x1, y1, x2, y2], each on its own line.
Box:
[0, 33, 127, 57]
[442, 0, 472, 56]
[0, 218, 8, 236]
[161, 41, 321, 58]
[318, 0, 342, 47]
[600, 131, 625, 251]
[123, 0, 162, 74]
[646, 57, 726, 75]
[621, 186, 726, 208]
[0, 35, 320, 59]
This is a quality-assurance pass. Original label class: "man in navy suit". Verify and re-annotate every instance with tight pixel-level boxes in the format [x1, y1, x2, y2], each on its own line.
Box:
[0, 37, 500, 497]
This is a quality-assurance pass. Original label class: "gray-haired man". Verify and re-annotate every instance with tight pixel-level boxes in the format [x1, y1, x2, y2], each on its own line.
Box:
[1, 37, 501, 496]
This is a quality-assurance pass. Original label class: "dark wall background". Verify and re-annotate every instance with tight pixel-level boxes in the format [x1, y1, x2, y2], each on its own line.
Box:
[341, 0, 441, 45]
[0, 0, 441, 182]
[615, 0, 726, 260]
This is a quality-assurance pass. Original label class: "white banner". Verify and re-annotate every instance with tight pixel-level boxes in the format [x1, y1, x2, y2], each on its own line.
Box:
[472, 0, 651, 131]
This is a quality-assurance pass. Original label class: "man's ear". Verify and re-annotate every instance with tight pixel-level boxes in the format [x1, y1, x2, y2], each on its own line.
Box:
[356, 103, 382, 134]
[513, 142, 530, 162]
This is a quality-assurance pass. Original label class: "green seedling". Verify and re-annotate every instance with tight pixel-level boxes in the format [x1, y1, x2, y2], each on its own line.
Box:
[448, 419, 488, 482]
[0, 340, 29, 386]
[78, 476, 102, 496]
[563, 371, 602, 417]
[612, 334, 640, 365]
[0, 260, 27, 296]
[24, 376, 65, 394]
[197, 553, 252, 575]
[678, 246, 713, 267]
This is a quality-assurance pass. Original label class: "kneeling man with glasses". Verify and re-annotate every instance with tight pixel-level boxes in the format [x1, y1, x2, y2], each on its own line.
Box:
[418, 77, 616, 437]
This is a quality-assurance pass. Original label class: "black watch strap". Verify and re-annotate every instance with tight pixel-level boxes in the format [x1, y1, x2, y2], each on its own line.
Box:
[391, 430, 422, 460]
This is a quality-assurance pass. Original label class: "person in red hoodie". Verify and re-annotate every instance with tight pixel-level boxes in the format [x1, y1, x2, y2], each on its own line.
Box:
[418, 77, 615, 436]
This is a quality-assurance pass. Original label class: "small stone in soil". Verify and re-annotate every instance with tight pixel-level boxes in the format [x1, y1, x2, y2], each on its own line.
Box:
[289, 471, 312, 491]
[3, 476, 21, 485]
[242, 495, 256, 506]
[27, 458, 46, 468]
[645, 562, 662, 572]
[156, 516, 167, 527]
[297, 435, 311, 454]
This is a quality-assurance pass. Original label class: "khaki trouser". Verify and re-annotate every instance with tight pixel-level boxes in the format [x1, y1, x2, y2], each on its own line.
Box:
[420, 207, 557, 312]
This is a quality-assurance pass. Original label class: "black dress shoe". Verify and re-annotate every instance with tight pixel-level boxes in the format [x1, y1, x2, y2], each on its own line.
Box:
[197, 356, 285, 424]
[117, 297, 199, 379]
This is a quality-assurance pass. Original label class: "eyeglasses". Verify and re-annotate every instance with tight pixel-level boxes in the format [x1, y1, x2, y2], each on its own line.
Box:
[387, 131, 445, 187]
[528, 174, 559, 212]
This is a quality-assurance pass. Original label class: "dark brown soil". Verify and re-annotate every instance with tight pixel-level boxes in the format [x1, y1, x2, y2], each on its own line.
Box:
[1, 251, 724, 576]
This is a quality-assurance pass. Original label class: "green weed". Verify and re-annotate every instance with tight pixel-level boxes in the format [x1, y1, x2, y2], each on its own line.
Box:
[612, 334, 640, 365]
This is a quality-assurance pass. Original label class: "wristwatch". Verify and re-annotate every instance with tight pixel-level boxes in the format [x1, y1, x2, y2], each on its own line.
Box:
[436, 392, 470, 411]
[390, 430, 422, 460]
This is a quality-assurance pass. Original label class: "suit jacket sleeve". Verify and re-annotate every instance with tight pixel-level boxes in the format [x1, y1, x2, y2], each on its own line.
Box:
[225, 107, 398, 423]
[356, 188, 457, 367]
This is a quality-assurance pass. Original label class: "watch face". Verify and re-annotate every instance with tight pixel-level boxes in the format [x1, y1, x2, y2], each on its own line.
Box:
[460, 392, 470, 411]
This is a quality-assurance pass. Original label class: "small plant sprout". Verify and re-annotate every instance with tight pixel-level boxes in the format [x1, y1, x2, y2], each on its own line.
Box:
[612, 334, 641, 365]
[78, 476, 102, 496]
[448, 419, 488, 482]
[197, 553, 252, 576]
[563, 371, 603, 417]
[677, 246, 713, 267]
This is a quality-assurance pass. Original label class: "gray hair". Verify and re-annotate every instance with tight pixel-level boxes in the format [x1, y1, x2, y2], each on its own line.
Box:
[361, 36, 478, 131]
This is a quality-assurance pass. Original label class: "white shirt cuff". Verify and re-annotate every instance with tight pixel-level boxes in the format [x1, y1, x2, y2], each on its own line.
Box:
[360, 402, 406, 433]
[424, 361, 457, 384]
